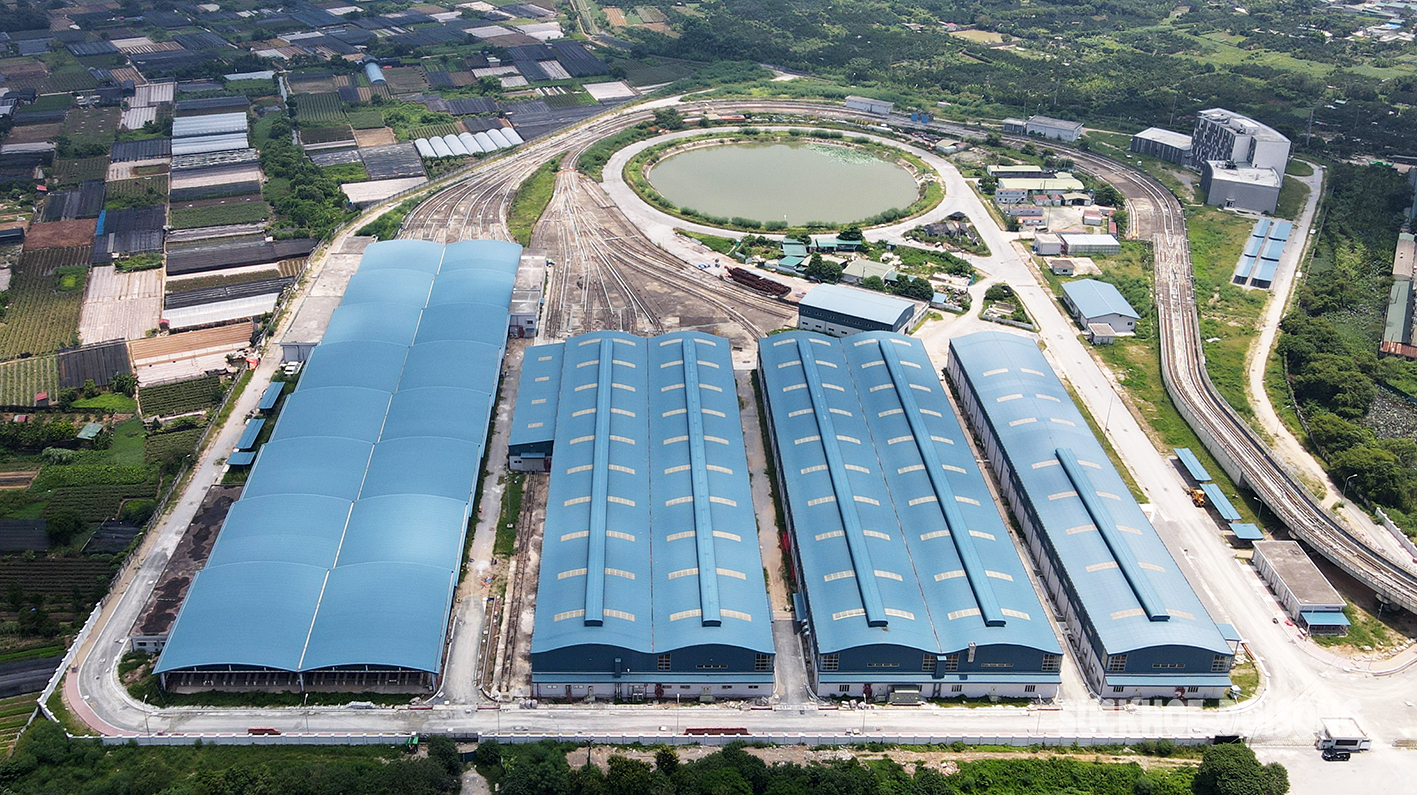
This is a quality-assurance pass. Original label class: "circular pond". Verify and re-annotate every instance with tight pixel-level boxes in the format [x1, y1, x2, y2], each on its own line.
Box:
[645, 142, 920, 226]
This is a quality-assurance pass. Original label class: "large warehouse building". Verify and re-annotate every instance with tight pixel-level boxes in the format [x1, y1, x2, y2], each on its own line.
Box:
[154, 239, 522, 692]
[523, 330, 775, 700]
[797, 284, 916, 337]
[759, 331, 1063, 702]
[947, 331, 1235, 699]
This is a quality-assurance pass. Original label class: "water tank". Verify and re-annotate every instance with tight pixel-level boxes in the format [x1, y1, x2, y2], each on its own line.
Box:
[413, 138, 436, 158]
[429, 136, 454, 158]
[364, 62, 386, 85]
[485, 128, 512, 149]
[442, 134, 470, 156]
[500, 126, 525, 146]
[473, 132, 497, 152]
[464, 131, 493, 152]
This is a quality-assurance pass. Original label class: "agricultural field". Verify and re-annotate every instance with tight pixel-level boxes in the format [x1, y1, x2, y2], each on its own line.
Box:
[168, 201, 270, 230]
[0, 355, 60, 408]
[137, 374, 222, 417]
[143, 427, 203, 467]
[43, 483, 157, 523]
[346, 110, 385, 129]
[0, 249, 88, 360]
[0, 693, 37, 755]
[405, 122, 463, 140]
[0, 558, 113, 596]
[104, 175, 169, 208]
[52, 156, 109, 186]
[61, 107, 120, 148]
[292, 92, 344, 125]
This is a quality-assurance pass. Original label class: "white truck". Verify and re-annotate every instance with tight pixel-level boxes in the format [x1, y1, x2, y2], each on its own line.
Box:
[1315, 717, 1371, 752]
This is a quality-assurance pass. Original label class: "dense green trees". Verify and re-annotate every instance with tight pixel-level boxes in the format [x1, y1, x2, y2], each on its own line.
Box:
[485, 741, 1210, 795]
[1277, 163, 1417, 519]
[0, 723, 460, 795]
[260, 114, 355, 240]
[1191, 744, 1288, 795]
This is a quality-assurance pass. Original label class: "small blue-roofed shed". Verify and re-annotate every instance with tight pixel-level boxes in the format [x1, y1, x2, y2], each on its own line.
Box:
[1173, 447, 1212, 483]
[226, 451, 256, 467]
[1060, 279, 1139, 332]
[1229, 523, 1263, 542]
[235, 418, 265, 451]
[257, 382, 284, 412]
[1200, 483, 1242, 522]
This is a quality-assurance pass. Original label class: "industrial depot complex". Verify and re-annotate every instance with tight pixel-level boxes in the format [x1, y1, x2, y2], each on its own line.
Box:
[137, 236, 1245, 703]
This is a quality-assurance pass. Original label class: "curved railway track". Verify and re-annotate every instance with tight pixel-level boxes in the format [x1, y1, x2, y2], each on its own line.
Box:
[396, 96, 1417, 612]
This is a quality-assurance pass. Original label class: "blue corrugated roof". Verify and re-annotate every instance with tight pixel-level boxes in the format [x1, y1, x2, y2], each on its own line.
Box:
[759, 331, 1060, 658]
[1299, 609, 1350, 627]
[1174, 447, 1212, 483]
[157, 239, 521, 676]
[508, 343, 563, 454]
[530, 331, 773, 660]
[948, 331, 1230, 658]
[1061, 279, 1139, 320]
[1229, 523, 1263, 541]
[235, 418, 265, 451]
[799, 284, 915, 326]
[257, 382, 284, 412]
[226, 451, 256, 467]
[1201, 483, 1242, 522]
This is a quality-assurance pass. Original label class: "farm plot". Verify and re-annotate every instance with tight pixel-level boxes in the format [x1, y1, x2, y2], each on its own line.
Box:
[144, 427, 203, 466]
[382, 67, 428, 93]
[53, 156, 110, 187]
[104, 176, 168, 210]
[0, 248, 89, 360]
[169, 200, 269, 230]
[346, 110, 385, 130]
[21, 220, 96, 250]
[0, 559, 113, 596]
[405, 122, 463, 140]
[0, 355, 60, 408]
[61, 107, 121, 148]
[353, 127, 397, 147]
[78, 265, 163, 343]
[298, 125, 355, 147]
[293, 92, 344, 125]
[3, 123, 62, 146]
[138, 374, 221, 417]
[0, 693, 39, 754]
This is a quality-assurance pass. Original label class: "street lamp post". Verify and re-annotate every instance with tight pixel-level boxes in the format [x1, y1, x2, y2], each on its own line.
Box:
[1342, 473, 1358, 504]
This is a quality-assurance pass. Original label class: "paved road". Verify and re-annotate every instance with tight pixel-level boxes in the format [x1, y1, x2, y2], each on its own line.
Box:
[53, 97, 1417, 788]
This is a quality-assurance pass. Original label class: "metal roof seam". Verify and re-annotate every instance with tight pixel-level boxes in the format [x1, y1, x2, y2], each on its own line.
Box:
[681, 338, 723, 627]
[877, 339, 1006, 628]
[795, 337, 889, 628]
[583, 339, 616, 627]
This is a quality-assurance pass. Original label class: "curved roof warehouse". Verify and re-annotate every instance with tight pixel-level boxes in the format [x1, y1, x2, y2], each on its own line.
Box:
[155, 239, 522, 692]
[946, 331, 1234, 699]
[758, 331, 1062, 701]
[524, 331, 775, 700]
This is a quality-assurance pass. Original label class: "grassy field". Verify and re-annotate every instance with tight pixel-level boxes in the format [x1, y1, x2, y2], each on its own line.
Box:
[1275, 176, 1310, 221]
[507, 157, 560, 246]
[0, 250, 87, 360]
[494, 472, 526, 557]
[168, 201, 270, 230]
[679, 229, 737, 254]
[51, 156, 109, 186]
[59, 107, 119, 147]
[346, 110, 385, 129]
[1185, 206, 1267, 418]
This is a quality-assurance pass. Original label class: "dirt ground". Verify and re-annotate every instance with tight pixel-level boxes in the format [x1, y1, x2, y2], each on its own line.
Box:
[355, 127, 399, 147]
[572, 744, 1199, 774]
[5, 123, 63, 145]
[22, 218, 97, 250]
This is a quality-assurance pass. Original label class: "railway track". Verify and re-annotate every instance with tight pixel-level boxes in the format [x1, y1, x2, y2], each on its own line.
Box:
[395, 96, 1417, 610]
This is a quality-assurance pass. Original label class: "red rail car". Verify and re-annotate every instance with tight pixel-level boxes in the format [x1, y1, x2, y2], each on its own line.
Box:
[727, 267, 790, 297]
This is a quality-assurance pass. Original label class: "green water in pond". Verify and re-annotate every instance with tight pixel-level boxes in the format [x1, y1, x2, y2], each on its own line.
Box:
[646, 142, 919, 226]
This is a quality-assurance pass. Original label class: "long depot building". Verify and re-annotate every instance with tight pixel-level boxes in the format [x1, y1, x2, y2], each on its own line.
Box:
[947, 331, 1235, 699]
[155, 239, 522, 692]
[521, 331, 774, 701]
[759, 331, 1062, 702]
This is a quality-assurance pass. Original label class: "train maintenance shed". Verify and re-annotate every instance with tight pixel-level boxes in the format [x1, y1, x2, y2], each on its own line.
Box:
[154, 239, 522, 693]
[525, 330, 775, 700]
[947, 331, 1235, 699]
[758, 331, 1063, 702]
